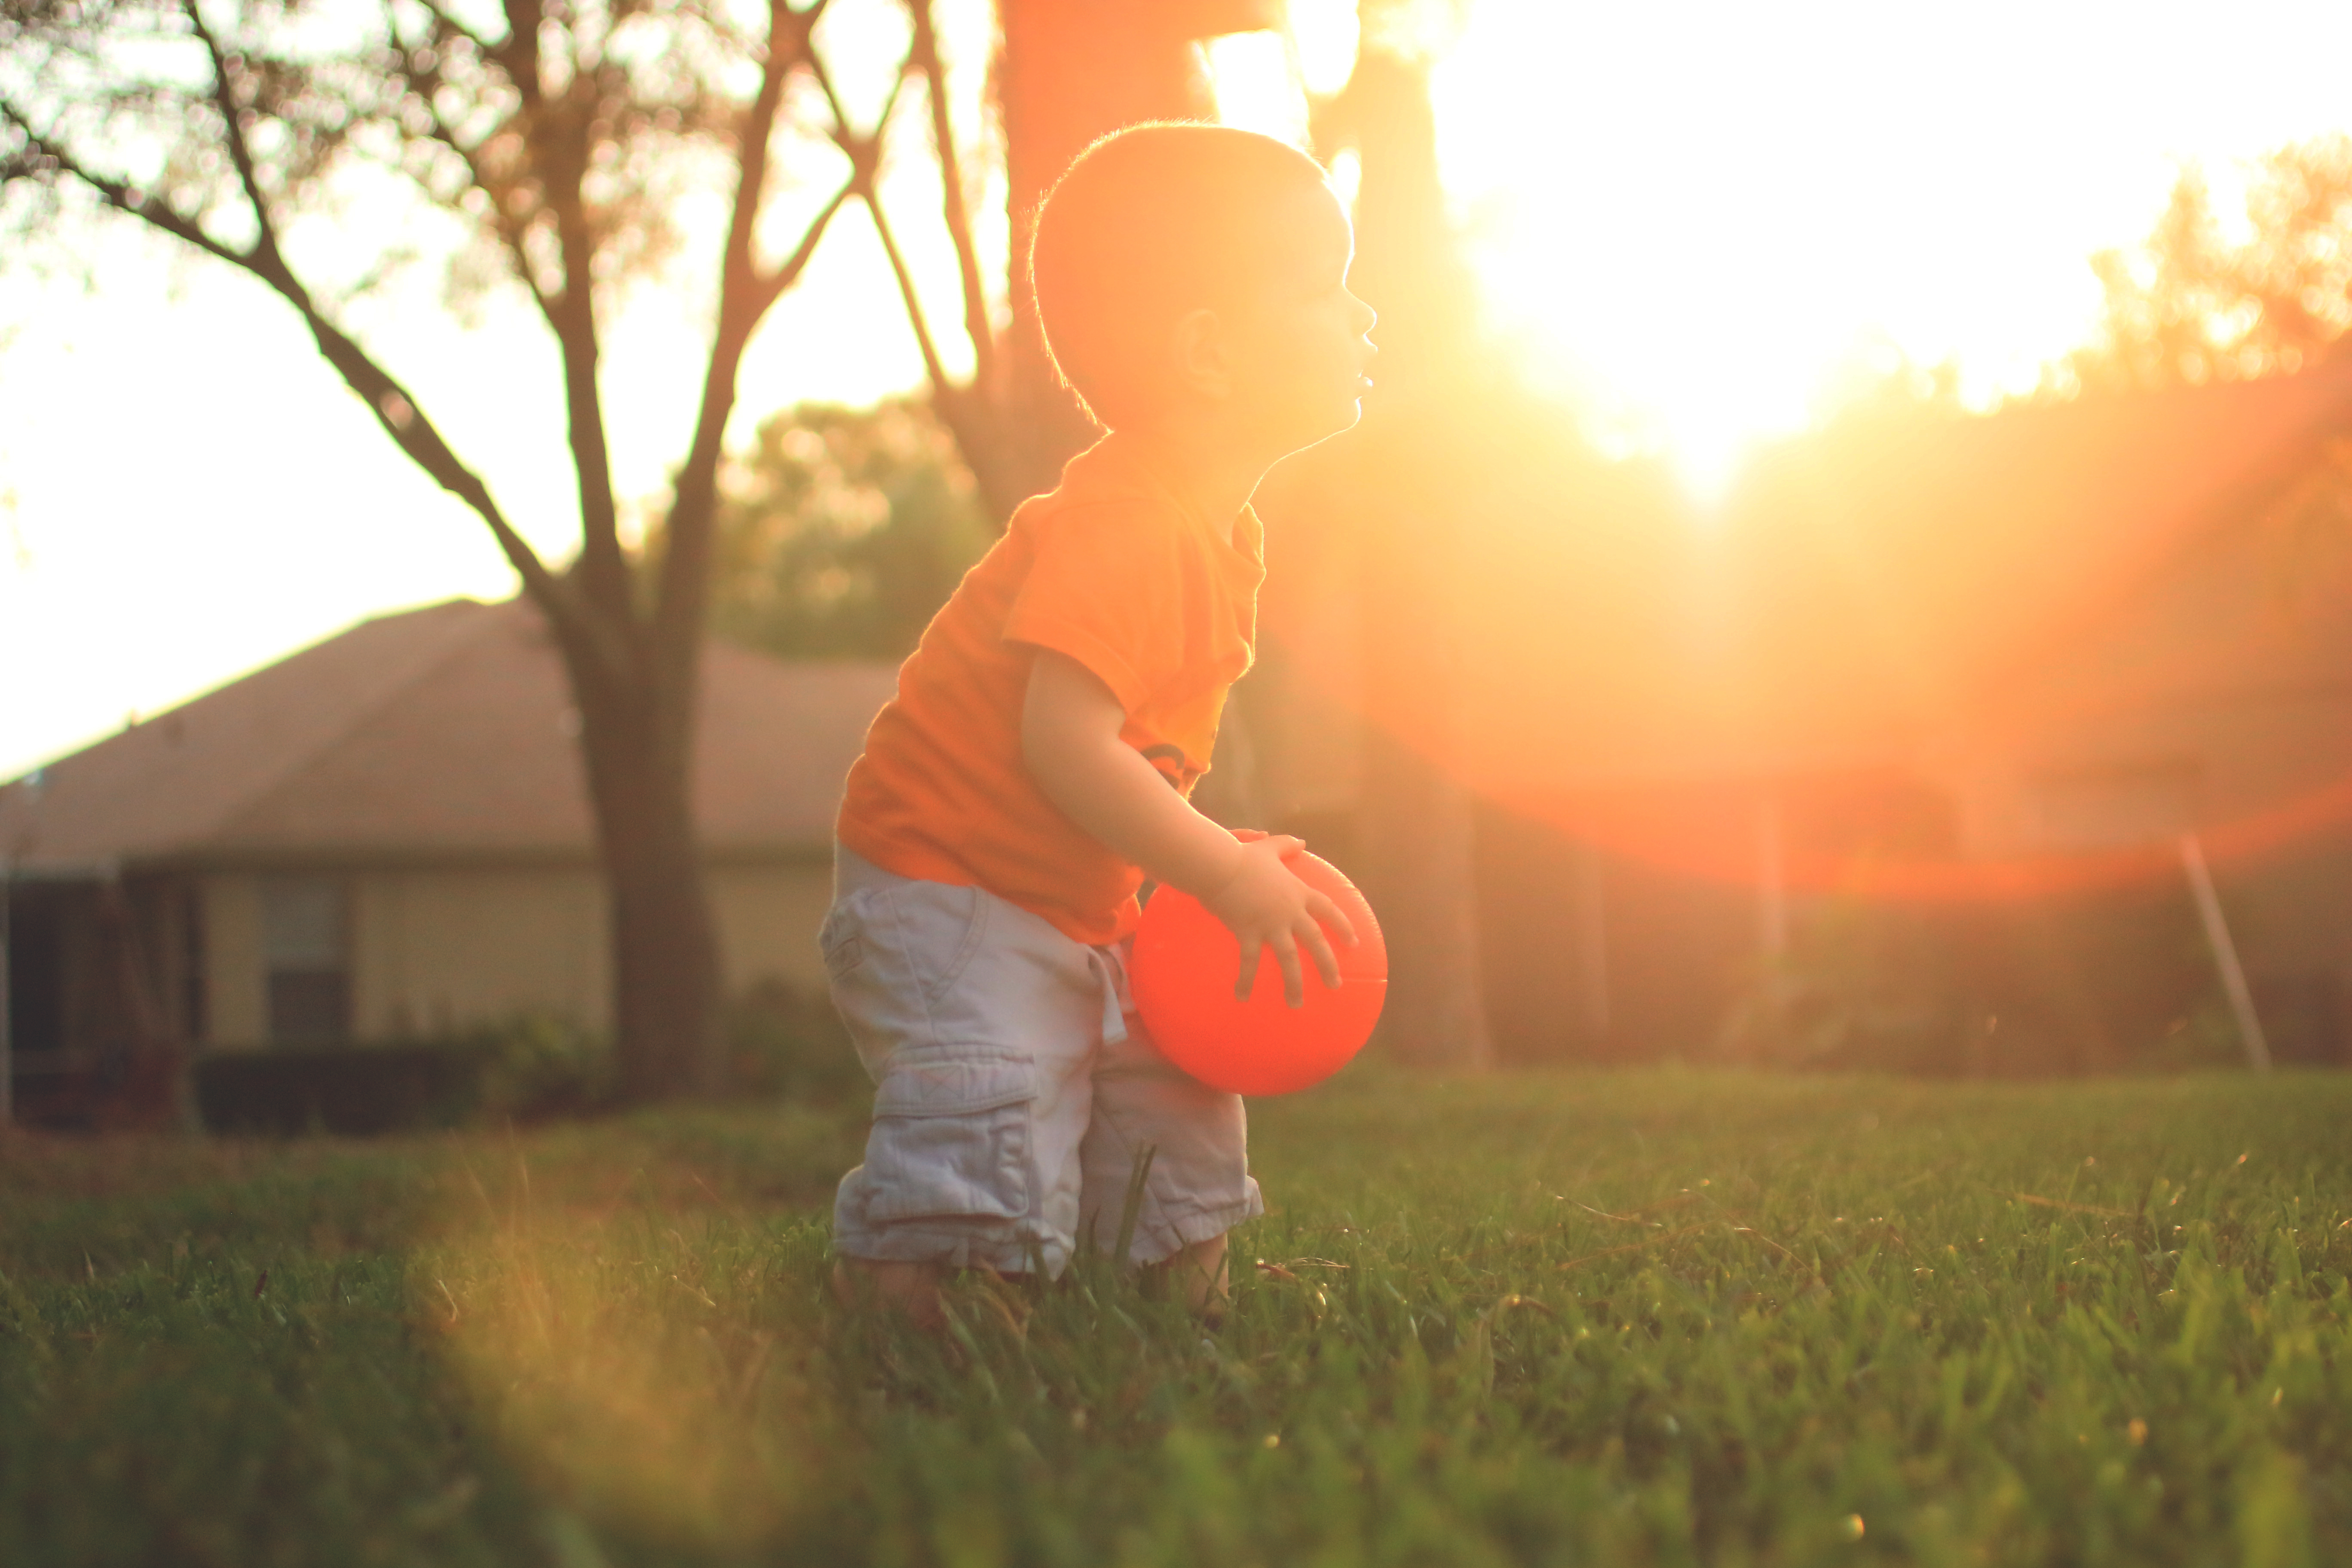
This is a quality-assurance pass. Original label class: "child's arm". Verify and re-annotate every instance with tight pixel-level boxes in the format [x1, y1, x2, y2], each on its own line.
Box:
[1021, 649, 1353, 1006]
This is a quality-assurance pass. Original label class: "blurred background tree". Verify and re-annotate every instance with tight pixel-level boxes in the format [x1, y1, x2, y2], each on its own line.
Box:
[2064, 135, 2352, 392]
[2054, 134, 2352, 629]
[692, 397, 989, 661]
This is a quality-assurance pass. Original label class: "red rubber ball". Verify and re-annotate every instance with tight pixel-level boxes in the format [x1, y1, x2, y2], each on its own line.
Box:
[1128, 851, 1387, 1096]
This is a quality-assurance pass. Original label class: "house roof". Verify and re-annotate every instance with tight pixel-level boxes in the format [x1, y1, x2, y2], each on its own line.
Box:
[0, 598, 896, 873]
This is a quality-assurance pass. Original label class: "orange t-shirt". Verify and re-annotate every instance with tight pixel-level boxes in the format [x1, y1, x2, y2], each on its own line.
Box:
[836, 434, 1265, 946]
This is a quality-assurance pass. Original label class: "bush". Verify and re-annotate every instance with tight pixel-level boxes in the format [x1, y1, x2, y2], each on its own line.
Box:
[191, 989, 861, 1137]
[193, 1014, 613, 1135]
[194, 1043, 485, 1135]
[464, 1013, 618, 1118]
[1715, 899, 1974, 1075]
[1716, 889, 2242, 1077]
[725, 977, 861, 1102]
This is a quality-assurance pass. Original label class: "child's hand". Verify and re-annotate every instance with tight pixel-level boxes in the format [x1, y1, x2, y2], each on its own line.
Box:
[1199, 835, 1357, 1007]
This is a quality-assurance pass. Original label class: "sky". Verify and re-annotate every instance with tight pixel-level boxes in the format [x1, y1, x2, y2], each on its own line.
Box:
[7, 0, 2352, 780]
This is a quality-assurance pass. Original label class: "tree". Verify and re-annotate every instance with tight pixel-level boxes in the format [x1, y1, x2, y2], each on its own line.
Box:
[695, 397, 989, 661]
[2061, 135, 2352, 392]
[1, 0, 927, 1098]
[2053, 134, 2352, 616]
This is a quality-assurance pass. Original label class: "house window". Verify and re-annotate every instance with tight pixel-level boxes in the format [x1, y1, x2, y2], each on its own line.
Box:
[261, 877, 350, 1045]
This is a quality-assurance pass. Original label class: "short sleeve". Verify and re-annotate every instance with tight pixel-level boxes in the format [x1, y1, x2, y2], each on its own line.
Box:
[1004, 501, 1193, 714]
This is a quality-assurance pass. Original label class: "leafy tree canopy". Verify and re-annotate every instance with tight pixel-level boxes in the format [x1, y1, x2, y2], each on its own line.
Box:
[687, 396, 988, 661]
[2062, 135, 2352, 392]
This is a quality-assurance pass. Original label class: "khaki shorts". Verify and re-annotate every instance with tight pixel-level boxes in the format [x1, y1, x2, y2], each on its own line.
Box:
[824, 845, 1263, 1274]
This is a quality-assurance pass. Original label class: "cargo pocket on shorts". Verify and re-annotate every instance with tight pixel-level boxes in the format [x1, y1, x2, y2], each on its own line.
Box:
[861, 1047, 1039, 1224]
[818, 898, 865, 980]
[903, 881, 991, 1004]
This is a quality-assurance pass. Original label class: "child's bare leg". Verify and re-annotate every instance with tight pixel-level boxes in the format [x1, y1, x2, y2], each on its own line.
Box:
[1155, 1232, 1230, 1318]
[831, 1256, 946, 1330]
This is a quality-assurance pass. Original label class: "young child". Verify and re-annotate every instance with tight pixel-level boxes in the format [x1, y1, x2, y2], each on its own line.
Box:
[823, 123, 1378, 1326]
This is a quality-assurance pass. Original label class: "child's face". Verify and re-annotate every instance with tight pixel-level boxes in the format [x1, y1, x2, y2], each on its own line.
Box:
[1217, 184, 1378, 453]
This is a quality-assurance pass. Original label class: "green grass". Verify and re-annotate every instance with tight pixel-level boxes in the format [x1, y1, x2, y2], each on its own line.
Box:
[4, 1069, 2351, 1566]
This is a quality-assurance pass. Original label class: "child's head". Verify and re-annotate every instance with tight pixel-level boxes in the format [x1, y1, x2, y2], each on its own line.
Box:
[1030, 123, 1376, 452]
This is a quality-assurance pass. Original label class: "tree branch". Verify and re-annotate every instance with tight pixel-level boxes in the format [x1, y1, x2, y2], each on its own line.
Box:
[0, 98, 618, 679]
[386, 8, 562, 326]
[906, 0, 992, 390]
[409, 0, 495, 55]
[651, 0, 852, 662]
[865, 192, 951, 396]
[833, 67, 953, 398]
[753, 179, 853, 315]
[541, 110, 632, 626]
[720, 0, 818, 319]
[180, 0, 290, 279]
[496, 0, 545, 108]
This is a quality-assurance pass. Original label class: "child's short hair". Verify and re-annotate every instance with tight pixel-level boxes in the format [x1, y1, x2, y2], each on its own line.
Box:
[1029, 122, 1333, 429]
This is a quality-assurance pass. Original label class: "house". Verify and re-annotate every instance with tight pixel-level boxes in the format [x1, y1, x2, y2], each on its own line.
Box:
[0, 597, 894, 1116]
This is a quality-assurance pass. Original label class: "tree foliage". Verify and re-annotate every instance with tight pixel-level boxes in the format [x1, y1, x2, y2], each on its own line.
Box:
[697, 396, 989, 660]
[2064, 135, 2352, 392]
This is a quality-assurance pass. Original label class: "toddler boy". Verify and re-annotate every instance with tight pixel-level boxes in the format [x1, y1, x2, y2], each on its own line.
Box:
[824, 123, 1378, 1326]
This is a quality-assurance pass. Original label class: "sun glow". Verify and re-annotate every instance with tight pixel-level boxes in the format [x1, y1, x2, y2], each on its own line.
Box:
[1219, 0, 2352, 500]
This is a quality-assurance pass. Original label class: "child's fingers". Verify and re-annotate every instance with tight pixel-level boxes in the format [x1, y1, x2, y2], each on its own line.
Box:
[1271, 932, 1307, 1008]
[1233, 936, 1264, 1001]
[1299, 916, 1342, 992]
[1307, 889, 1357, 947]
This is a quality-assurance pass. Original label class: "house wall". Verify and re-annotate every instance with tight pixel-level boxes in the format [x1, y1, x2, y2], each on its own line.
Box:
[201, 875, 266, 1048]
[352, 867, 609, 1040]
[707, 863, 834, 994]
[197, 859, 836, 1049]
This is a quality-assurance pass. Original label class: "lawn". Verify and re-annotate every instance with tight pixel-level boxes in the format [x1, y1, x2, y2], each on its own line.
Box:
[3, 1068, 2349, 1567]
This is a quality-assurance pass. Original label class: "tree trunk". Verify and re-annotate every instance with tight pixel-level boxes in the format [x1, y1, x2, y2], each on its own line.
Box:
[570, 649, 725, 1099]
[93, 878, 196, 1131]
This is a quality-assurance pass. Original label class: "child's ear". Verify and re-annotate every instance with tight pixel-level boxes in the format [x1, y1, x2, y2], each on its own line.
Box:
[1167, 307, 1231, 401]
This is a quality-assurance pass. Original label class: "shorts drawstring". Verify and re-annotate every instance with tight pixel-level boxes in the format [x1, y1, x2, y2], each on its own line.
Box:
[1089, 944, 1132, 1047]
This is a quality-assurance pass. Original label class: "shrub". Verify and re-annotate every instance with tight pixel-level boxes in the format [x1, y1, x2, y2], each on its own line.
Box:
[725, 977, 861, 1103]
[192, 1014, 612, 1135]
[1717, 888, 2239, 1076]
[190, 989, 863, 1136]
[465, 1012, 617, 1119]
